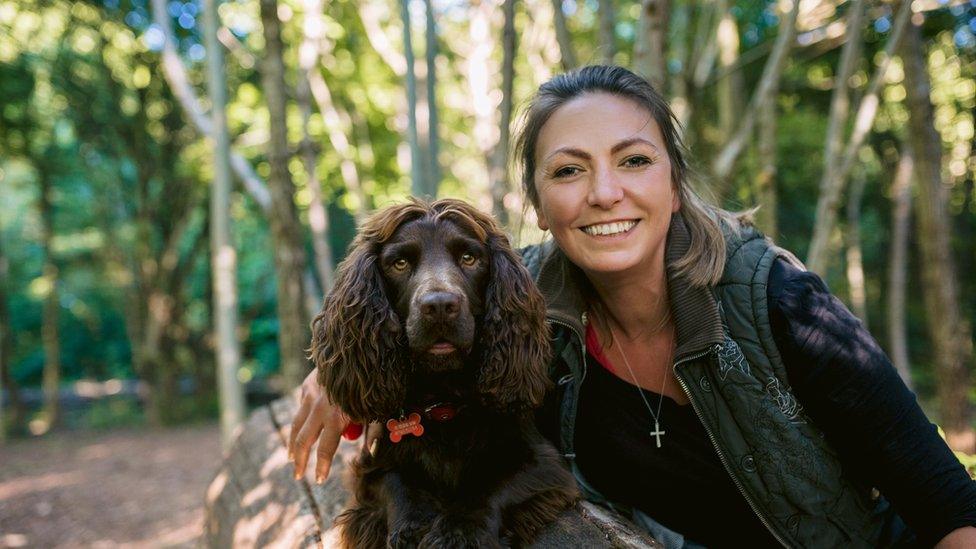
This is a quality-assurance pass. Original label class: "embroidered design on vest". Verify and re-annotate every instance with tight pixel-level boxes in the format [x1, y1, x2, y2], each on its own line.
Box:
[764, 377, 805, 423]
[717, 333, 750, 379]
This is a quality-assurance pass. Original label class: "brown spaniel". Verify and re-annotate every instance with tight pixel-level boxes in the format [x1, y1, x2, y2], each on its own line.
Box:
[310, 198, 578, 548]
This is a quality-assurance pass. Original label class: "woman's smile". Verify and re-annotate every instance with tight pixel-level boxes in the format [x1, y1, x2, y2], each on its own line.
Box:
[580, 219, 640, 237]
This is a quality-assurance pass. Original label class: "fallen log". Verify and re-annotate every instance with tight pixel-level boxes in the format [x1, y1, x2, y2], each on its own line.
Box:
[203, 392, 661, 548]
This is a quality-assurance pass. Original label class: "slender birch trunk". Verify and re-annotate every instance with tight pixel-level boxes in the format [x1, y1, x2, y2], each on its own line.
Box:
[0, 235, 7, 442]
[887, 147, 914, 389]
[844, 167, 869, 327]
[715, 0, 740, 143]
[260, 0, 312, 390]
[149, 0, 271, 211]
[39, 165, 60, 430]
[401, 0, 425, 196]
[806, 0, 911, 273]
[298, 0, 335, 296]
[598, 0, 616, 65]
[711, 0, 798, 180]
[424, 0, 441, 195]
[755, 76, 778, 237]
[550, 0, 577, 70]
[901, 19, 974, 452]
[491, 0, 517, 226]
[633, 0, 669, 90]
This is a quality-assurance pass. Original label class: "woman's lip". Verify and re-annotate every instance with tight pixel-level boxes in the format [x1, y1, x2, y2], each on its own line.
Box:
[428, 342, 457, 355]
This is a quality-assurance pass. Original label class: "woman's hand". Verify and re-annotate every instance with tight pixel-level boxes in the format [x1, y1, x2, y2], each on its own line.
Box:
[288, 369, 349, 483]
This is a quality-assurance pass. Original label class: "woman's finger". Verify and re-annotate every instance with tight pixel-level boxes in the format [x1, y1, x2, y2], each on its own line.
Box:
[292, 408, 325, 480]
[314, 418, 343, 484]
[288, 396, 312, 461]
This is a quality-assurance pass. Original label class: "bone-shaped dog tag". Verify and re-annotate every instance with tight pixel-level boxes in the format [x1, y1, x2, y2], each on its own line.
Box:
[386, 413, 424, 443]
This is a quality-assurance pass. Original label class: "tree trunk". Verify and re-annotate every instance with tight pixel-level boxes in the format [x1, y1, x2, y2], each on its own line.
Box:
[550, 0, 577, 70]
[633, 0, 669, 90]
[424, 0, 441, 196]
[844, 167, 868, 327]
[491, 0, 517, 226]
[298, 0, 335, 296]
[598, 0, 616, 65]
[0, 234, 8, 441]
[711, 0, 797, 183]
[39, 164, 61, 431]
[755, 75, 778, 238]
[805, 0, 911, 273]
[901, 20, 974, 452]
[715, 0, 740, 142]
[887, 146, 914, 390]
[149, 0, 272, 211]
[401, 0, 425, 197]
[205, 0, 246, 444]
[259, 0, 312, 390]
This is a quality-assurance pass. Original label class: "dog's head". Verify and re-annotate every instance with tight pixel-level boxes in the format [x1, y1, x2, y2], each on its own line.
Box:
[310, 199, 551, 423]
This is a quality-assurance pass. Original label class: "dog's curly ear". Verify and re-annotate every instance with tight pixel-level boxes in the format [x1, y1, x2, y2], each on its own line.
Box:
[310, 241, 405, 423]
[478, 233, 552, 410]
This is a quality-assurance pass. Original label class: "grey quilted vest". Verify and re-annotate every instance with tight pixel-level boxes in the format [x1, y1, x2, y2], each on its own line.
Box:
[522, 214, 892, 547]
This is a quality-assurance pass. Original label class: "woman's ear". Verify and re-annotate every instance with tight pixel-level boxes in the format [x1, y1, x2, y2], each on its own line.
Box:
[310, 242, 405, 423]
[477, 233, 552, 411]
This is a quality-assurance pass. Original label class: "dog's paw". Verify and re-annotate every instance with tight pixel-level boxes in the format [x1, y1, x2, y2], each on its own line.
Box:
[388, 516, 433, 549]
[418, 516, 503, 549]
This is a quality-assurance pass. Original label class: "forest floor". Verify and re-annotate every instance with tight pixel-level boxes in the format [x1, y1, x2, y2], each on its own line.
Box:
[0, 422, 222, 548]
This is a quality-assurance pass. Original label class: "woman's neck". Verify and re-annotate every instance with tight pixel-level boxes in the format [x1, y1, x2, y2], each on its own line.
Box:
[584, 254, 671, 341]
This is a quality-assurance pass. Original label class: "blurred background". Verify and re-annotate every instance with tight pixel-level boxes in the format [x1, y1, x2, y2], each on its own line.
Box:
[0, 0, 974, 544]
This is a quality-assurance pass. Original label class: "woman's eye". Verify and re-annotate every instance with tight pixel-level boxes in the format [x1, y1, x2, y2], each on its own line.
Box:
[460, 253, 477, 266]
[393, 258, 409, 271]
[553, 166, 581, 178]
[622, 155, 651, 168]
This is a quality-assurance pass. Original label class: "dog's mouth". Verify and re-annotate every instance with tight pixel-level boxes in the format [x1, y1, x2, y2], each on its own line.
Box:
[428, 339, 457, 355]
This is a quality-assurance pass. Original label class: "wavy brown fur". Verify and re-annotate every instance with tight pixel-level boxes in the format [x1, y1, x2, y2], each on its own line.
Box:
[309, 198, 577, 547]
[310, 198, 551, 421]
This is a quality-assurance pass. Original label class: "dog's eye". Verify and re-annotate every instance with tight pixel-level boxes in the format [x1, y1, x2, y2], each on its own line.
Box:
[392, 258, 410, 271]
[460, 253, 477, 267]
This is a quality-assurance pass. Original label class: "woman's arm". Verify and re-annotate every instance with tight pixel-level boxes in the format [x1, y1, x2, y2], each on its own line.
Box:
[767, 259, 976, 546]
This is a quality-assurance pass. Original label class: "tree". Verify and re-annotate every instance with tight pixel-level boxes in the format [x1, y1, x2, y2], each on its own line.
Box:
[203, 0, 246, 445]
[259, 0, 312, 389]
[900, 19, 974, 452]
[886, 146, 914, 389]
[805, 0, 911, 273]
[634, 0, 669, 89]
[38, 161, 61, 430]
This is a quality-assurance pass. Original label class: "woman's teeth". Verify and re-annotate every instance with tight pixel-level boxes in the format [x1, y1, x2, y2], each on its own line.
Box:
[581, 220, 637, 236]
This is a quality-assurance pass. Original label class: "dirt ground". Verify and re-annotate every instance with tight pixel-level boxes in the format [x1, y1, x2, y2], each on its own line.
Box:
[0, 423, 222, 548]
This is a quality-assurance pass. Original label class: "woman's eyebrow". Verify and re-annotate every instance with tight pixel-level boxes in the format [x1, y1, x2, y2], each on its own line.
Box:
[611, 137, 660, 155]
[542, 147, 590, 163]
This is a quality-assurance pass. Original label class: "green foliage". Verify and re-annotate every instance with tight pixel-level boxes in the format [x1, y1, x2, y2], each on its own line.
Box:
[0, 0, 973, 433]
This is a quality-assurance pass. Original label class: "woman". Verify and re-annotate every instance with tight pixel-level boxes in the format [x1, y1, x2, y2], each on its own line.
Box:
[289, 65, 976, 547]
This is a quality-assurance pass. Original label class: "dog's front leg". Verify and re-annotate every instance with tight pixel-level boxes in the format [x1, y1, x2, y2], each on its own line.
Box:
[418, 505, 504, 549]
[382, 471, 440, 548]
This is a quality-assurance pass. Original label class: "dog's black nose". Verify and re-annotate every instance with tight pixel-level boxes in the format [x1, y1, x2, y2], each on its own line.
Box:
[420, 292, 461, 322]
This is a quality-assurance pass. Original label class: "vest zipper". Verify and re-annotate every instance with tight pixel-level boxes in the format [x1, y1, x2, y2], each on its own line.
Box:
[673, 345, 792, 548]
[546, 316, 588, 460]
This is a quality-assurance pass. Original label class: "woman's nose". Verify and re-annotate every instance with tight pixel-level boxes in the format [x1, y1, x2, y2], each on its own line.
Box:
[588, 166, 624, 208]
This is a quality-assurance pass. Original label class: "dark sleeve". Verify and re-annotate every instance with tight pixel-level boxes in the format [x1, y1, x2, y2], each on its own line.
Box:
[767, 259, 976, 546]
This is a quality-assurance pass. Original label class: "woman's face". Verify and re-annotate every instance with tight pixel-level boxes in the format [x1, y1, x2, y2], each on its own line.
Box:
[532, 92, 679, 278]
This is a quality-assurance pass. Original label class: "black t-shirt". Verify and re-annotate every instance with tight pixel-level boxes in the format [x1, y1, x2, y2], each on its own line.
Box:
[574, 259, 976, 547]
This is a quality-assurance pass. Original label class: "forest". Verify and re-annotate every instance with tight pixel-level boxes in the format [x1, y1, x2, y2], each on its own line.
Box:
[0, 0, 974, 462]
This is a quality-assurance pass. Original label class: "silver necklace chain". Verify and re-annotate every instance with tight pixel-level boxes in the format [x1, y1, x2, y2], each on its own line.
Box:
[607, 324, 670, 448]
